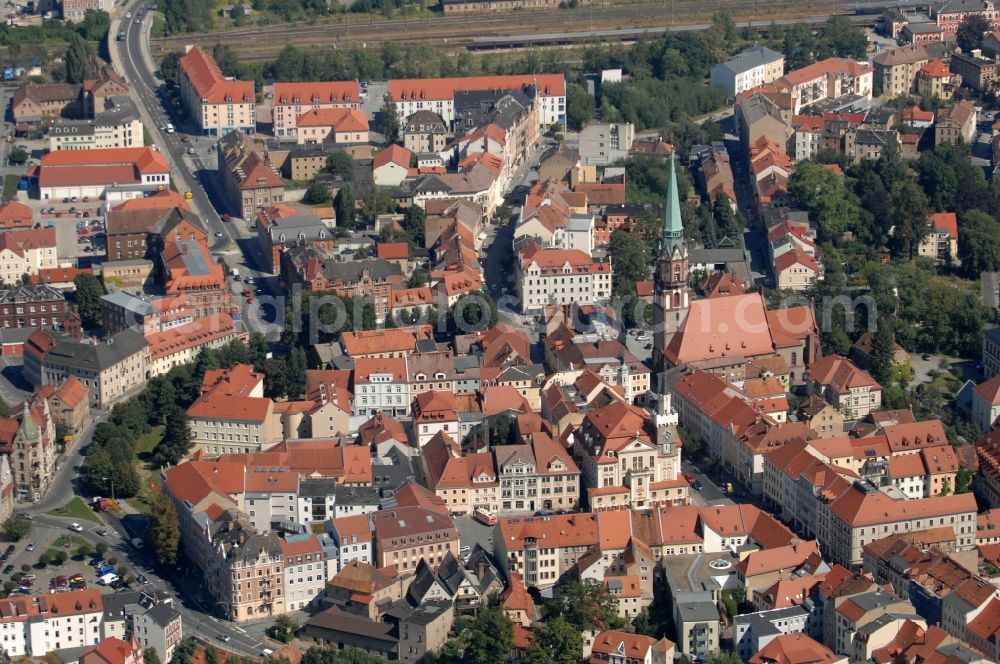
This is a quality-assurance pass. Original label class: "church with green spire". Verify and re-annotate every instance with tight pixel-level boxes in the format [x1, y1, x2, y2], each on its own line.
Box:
[652, 154, 689, 374]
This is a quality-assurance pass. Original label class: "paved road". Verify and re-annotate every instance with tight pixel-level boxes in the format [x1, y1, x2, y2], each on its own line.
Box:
[112, 3, 235, 255]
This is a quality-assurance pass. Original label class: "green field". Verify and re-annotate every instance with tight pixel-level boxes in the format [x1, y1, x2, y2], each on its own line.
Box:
[47, 497, 101, 524]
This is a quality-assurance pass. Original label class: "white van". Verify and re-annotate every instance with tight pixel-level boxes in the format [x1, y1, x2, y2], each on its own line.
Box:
[99, 573, 119, 585]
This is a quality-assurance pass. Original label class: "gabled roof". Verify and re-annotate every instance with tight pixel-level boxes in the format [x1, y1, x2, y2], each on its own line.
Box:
[180, 46, 253, 105]
[373, 144, 413, 170]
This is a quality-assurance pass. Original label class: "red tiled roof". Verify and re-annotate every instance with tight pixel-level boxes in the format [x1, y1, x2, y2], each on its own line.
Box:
[389, 74, 566, 102]
[928, 211, 957, 239]
[296, 107, 368, 132]
[274, 81, 360, 105]
[920, 59, 951, 77]
[180, 46, 253, 105]
[373, 144, 413, 170]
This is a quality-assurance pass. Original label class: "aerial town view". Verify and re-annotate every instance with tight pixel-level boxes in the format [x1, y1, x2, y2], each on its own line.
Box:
[6, 0, 1000, 663]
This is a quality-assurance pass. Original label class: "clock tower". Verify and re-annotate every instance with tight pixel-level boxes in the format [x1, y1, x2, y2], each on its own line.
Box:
[651, 154, 689, 374]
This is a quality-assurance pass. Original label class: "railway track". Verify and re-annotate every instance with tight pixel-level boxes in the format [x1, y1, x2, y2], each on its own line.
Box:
[149, 0, 867, 62]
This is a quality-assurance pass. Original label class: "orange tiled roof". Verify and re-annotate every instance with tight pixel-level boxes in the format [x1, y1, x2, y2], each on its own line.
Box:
[274, 81, 360, 105]
[389, 74, 565, 102]
[180, 46, 253, 105]
[296, 107, 369, 132]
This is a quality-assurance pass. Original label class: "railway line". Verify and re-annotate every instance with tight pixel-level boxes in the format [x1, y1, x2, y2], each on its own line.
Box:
[149, 0, 883, 62]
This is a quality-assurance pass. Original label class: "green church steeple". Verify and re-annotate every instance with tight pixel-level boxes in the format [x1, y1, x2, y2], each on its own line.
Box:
[661, 153, 685, 256]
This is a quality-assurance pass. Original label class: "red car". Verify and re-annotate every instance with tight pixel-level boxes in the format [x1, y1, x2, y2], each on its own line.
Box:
[77, 228, 90, 236]
[684, 473, 695, 484]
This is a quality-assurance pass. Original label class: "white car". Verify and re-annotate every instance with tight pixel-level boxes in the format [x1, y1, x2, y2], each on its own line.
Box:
[69, 523, 83, 532]
[636, 335, 650, 342]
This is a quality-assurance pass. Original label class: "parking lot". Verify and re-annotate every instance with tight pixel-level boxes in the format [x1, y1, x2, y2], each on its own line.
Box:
[12, 192, 107, 262]
[0, 519, 149, 600]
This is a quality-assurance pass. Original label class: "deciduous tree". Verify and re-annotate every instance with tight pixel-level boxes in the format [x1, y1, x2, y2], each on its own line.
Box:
[464, 605, 514, 664]
[146, 493, 181, 568]
[74, 274, 104, 329]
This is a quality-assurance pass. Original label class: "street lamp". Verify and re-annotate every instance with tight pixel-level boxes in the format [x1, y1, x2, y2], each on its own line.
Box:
[102, 476, 115, 502]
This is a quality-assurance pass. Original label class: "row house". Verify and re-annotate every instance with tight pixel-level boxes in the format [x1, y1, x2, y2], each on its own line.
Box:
[422, 428, 580, 515]
[544, 325, 650, 402]
[668, 369, 759, 473]
[372, 506, 460, 573]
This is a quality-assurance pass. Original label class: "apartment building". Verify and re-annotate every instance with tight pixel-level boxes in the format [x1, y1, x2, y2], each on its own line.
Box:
[272, 82, 361, 139]
[0, 228, 58, 284]
[0, 589, 105, 656]
[62, 0, 113, 21]
[516, 242, 612, 314]
[872, 45, 930, 97]
[353, 357, 409, 417]
[0, 285, 67, 330]
[280, 533, 328, 611]
[807, 354, 882, 420]
[389, 74, 566, 128]
[935, 100, 978, 146]
[777, 58, 873, 114]
[496, 512, 599, 592]
[185, 364, 282, 455]
[826, 482, 977, 569]
[372, 506, 460, 572]
[178, 46, 255, 136]
[949, 51, 1000, 91]
[28, 328, 150, 409]
[49, 97, 143, 151]
[402, 110, 449, 153]
[218, 131, 284, 223]
[578, 123, 636, 165]
[710, 45, 785, 97]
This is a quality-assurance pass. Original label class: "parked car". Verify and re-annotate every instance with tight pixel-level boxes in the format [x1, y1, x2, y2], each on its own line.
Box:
[25, 543, 34, 552]
[2, 565, 14, 574]
[137, 574, 149, 585]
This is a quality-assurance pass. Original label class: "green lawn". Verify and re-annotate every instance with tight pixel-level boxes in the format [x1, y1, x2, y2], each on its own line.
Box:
[135, 426, 164, 460]
[46, 497, 101, 524]
[2, 174, 19, 202]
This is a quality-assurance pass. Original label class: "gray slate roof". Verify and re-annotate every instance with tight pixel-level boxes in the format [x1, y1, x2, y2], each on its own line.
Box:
[713, 45, 784, 76]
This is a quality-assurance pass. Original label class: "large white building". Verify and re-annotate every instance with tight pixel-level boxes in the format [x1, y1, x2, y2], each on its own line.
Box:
[0, 228, 57, 284]
[389, 74, 566, 128]
[516, 242, 612, 313]
[36, 147, 170, 201]
[48, 97, 143, 152]
[352, 356, 409, 417]
[710, 45, 786, 98]
[0, 589, 105, 657]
